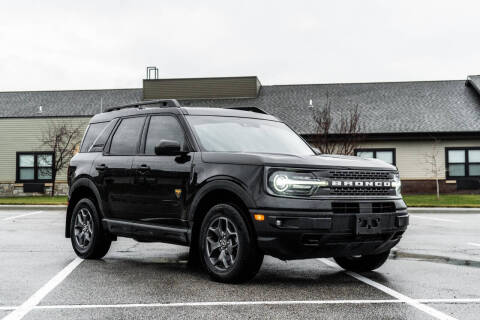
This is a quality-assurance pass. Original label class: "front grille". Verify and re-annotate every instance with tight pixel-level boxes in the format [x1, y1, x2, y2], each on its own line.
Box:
[372, 202, 396, 213]
[332, 202, 360, 214]
[329, 170, 393, 180]
[330, 187, 391, 196]
[328, 170, 395, 196]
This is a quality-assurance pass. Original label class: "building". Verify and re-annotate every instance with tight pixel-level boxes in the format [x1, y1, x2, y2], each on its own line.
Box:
[0, 75, 479, 196]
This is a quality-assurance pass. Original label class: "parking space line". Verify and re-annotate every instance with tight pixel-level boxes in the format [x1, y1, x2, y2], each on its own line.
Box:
[2, 298, 478, 311]
[2, 298, 479, 311]
[410, 215, 459, 223]
[318, 258, 457, 320]
[2, 258, 83, 320]
[34, 299, 401, 309]
[467, 242, 480, 247]
[2, 211, 44, 221]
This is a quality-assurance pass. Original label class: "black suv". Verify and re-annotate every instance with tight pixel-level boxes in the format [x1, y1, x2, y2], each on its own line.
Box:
[66, 99, 408, 283]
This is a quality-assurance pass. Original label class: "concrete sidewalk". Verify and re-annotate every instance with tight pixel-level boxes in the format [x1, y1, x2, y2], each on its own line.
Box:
[1, 204, 479, 213]
[0, 204, 67, 211]
[408, 207, 480, 214]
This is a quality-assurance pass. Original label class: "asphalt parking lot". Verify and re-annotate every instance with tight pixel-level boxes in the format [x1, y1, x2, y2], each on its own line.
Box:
[1, 208, 480, 320]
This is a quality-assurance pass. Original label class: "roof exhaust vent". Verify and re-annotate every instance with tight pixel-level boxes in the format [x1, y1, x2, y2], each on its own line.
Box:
[37, 106, 43, 114]
[146, 66, 159, 80]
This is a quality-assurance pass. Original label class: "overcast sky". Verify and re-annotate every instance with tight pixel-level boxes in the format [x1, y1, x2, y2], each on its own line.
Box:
[1, 0, 479, 91]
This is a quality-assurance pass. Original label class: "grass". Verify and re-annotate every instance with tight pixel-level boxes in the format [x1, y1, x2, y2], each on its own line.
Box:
[0, 196, 68, 205]
[0, 194, 478, 208]
[403, 194, 480, 208]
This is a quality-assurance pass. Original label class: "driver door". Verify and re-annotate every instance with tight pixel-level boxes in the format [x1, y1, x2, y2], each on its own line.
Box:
[130, 115, 193, 226]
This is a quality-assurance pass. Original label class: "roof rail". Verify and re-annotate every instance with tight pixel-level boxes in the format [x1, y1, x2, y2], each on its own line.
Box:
[226, 106, 268, 114]
[105, 99, 181, 112]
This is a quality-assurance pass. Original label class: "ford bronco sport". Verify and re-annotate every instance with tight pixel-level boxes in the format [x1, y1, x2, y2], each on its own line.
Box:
[66, 99, 408, 283]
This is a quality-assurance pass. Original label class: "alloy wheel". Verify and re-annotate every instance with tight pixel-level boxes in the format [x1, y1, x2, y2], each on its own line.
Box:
[205, 217, 239, 271]
[73, 208, 94, 250]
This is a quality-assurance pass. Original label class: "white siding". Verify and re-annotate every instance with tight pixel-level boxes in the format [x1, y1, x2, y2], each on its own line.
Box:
[357, 140, 480, 179]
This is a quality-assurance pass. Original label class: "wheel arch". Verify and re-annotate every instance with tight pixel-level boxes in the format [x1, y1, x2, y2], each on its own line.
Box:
[188, 179, 256, 247]
[65, 178, 104, 238]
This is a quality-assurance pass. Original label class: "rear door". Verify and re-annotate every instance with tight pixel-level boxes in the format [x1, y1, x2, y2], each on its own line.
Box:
[131, 114, 193, 226]
[94, 116, 146, 219]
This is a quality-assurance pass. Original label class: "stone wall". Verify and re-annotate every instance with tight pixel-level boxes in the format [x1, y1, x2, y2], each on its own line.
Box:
[0, 182, 69, 197]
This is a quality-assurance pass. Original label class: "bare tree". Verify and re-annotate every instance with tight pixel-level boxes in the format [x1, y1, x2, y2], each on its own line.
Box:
[311, 94, 363, 155]
[41, 121, 83, 196]
[424, 139, 441, 199]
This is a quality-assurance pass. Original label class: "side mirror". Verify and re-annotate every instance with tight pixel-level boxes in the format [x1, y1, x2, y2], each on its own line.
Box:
[154, 140, 184, 156]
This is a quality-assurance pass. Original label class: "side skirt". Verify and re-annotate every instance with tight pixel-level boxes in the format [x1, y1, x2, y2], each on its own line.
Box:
[103, 218, 190, 246]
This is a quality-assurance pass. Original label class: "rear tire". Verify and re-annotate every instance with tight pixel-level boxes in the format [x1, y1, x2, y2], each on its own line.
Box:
[70, 198, 111, 259]
[334, 250, 390, 272]
[199, 203, 264, 283]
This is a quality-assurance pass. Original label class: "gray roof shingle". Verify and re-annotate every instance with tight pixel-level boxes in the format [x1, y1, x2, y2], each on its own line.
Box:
[1, 79, 480, 135]
[0, 88, 142, 118]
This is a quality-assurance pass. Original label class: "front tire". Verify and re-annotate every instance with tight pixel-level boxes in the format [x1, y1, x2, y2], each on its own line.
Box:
[334, 250, 390, 272]
[70, 198, 111, 259]
[199, 203, 264, 283]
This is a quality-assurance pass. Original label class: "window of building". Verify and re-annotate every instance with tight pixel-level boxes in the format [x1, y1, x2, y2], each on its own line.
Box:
[355, 148, 396, 165]
[16, 152, 54, 182]
[144, 116, 186, 155]
[109, 116, 145, 155]
[446, 148, 480, 178]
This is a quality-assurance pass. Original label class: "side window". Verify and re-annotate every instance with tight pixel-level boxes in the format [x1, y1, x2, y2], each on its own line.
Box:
[89, 119, 118, 152]
[80, 122, 107, 153]
[109, 117, 145, 155]
[145, 116, 186, 155]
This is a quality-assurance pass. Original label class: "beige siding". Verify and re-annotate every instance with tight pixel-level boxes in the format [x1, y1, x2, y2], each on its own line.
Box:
[0, 117, 90, 182]
[143, 76, 260, 100]
[358, 140, 480, 179]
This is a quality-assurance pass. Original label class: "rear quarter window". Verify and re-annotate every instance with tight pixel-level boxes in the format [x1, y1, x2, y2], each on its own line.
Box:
[80, 122, 108, 153]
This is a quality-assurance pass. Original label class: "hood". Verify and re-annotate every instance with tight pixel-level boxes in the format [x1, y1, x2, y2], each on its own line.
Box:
[200, 152, 396, 171]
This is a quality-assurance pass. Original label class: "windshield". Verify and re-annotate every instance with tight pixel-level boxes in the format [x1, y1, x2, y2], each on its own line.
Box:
[186, 116, 314, 155]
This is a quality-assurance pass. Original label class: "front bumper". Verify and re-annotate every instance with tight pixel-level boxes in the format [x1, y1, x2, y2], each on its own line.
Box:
[250, 200, 408, 260]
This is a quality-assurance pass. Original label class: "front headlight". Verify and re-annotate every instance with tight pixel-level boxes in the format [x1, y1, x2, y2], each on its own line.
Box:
[267, 170, 328, 197]
[392, 173, 402, 196]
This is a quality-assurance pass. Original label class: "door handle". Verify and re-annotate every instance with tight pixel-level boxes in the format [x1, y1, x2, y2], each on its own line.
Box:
[96, 164, 108, 171]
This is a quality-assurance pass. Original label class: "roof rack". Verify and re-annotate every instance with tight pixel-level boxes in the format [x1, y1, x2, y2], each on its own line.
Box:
[105, 99, 181, 112]
[226, 107, 268, 114]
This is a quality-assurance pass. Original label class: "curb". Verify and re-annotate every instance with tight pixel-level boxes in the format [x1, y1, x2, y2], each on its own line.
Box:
[408, 207, 480, 214]
[0, 205, 67, 211]
[391, 250, 480, 267]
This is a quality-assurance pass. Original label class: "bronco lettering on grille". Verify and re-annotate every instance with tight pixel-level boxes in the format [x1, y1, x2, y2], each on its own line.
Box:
[331, 181, 393, 187]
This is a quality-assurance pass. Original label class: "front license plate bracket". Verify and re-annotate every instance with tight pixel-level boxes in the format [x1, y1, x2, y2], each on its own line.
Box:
[356, 214, 381, 235]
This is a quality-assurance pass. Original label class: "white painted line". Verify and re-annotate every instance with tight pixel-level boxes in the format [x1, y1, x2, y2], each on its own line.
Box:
[2, 298, 479, 311]
[2, 258, 83, 320]
[2, 211, 44, 221]
[318, 258, 457, 320]
[467, 242, 480, 248]
[410, 215, 459, 223]
[34, 299, 400, 309]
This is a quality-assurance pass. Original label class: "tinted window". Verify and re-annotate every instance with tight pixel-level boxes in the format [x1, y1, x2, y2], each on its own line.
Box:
[89, 119, 118, 152]
[109, 117, 145, 155]
[145, 116, 186, 155]
[80, 122, 107, 153]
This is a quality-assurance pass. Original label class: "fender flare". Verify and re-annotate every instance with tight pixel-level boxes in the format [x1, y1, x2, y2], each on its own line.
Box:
[187, 179, 255, 223]
[65, 177, 104, 237]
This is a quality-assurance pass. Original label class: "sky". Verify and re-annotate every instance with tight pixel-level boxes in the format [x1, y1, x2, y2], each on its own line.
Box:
[1, 0, 480, 91]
